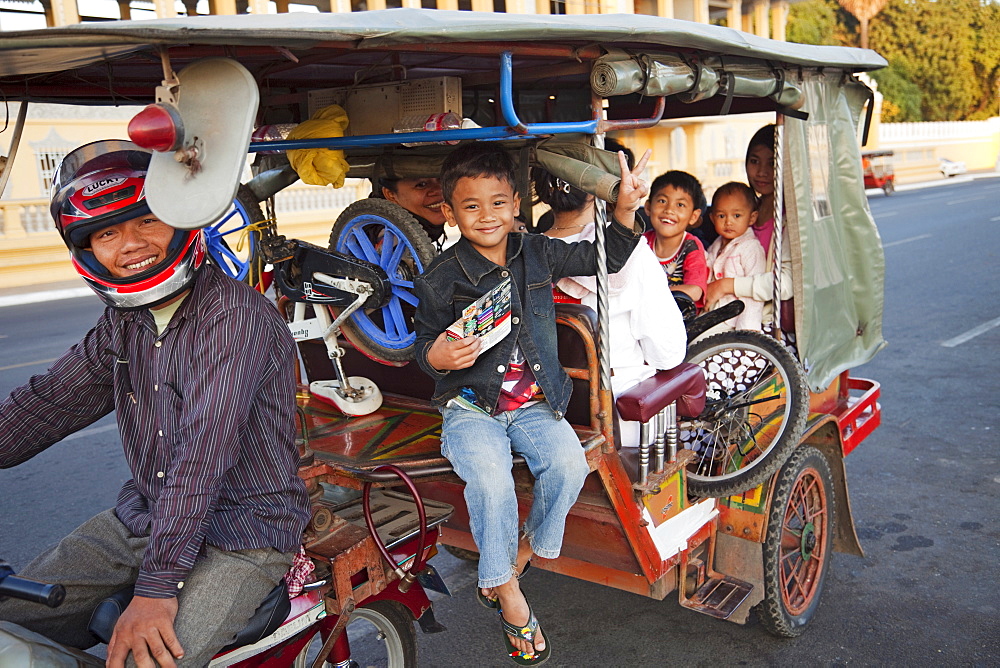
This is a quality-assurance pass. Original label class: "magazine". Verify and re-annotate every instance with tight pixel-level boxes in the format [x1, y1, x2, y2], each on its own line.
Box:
[444, 277, 512, 353]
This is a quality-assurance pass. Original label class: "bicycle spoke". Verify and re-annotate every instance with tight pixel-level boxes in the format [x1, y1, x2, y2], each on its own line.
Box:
[394, 287, 419, 307]
[384, 232, 409, 275]
[209, 207, 241, 231]
[385, 295, 409, 339]
[347, 228, 380, 263]
[388, 275, 415, 290]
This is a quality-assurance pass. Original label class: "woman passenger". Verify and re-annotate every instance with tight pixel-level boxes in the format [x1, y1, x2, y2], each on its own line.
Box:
[377, 175, 448, 253]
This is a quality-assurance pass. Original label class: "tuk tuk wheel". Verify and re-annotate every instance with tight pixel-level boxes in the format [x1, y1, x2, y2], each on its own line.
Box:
[328, 199, 436, 363]
[757, 446, 835, 638]
[883, 179, 895, 195]
[681, 331, 809, 497]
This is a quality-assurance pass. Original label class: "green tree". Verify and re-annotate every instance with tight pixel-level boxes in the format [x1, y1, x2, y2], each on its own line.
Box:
[787, 0, 998, 121]
[786, 0, 843, 46]
[870, 0, 997, 121]
[967, 0, 1000, 119]
[870, 64, 923, 122]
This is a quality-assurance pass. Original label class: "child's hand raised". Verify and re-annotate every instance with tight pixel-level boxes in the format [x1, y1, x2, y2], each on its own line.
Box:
[613, 148, 652, 228]
[427, 331, 483, 372]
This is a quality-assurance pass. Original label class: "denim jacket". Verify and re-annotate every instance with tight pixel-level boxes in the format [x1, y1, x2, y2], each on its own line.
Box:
[414, 219, 641, 418]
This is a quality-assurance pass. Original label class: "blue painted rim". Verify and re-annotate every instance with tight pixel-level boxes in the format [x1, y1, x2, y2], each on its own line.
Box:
[204, 199, 254, 281]
[333, 212, 426, 350]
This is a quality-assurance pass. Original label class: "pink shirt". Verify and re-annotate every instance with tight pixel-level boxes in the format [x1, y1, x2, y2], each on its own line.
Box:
[753, 217, 775, 258]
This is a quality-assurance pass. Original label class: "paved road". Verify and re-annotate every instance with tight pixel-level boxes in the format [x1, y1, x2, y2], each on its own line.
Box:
[1, 176, 998, 665]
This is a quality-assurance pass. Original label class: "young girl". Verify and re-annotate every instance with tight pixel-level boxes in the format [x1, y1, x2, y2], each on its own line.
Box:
[704, 182, 766, 332]
[704, 125, 793, 330]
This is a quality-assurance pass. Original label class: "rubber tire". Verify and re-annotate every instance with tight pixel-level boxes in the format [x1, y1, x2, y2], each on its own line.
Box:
[293, 599, 418, 668]
[682, 330, 809, 497]
[882, 179, 894, 195]
[756, 446, 835, 638]
[328, 199, 436, 363]
[202, 184, 267, 286]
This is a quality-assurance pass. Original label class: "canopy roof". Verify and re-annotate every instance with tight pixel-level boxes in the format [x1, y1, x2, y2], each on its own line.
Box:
[0, 9, 886, 106]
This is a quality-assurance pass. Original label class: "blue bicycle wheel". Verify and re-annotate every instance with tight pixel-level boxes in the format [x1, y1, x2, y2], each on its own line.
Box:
[204, 188, 262, 283]
[329, 199, 436, 363]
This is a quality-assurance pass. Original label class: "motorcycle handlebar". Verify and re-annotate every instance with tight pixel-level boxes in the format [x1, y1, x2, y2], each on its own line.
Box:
[0, 562, 66, 608]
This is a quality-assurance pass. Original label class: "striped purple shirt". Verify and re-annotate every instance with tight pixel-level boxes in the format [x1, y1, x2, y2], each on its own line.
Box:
[0, 265, 310, 598]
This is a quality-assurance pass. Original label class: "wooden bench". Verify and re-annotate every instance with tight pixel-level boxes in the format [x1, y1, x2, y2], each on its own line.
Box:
[296, 304, 606, 483]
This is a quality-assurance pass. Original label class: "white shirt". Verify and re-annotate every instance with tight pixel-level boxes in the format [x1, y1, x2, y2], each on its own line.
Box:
[552, 223, 687, 446]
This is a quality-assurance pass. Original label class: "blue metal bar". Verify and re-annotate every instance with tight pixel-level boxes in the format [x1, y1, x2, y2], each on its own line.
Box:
[499, 51, 529, 134]
[248, 120, 599, 153]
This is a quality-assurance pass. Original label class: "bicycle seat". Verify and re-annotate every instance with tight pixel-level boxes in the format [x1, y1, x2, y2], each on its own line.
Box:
[88, 580, 290, 652]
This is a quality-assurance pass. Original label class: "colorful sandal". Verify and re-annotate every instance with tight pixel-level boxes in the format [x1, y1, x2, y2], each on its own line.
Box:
[500, 604, 551, 666]
[477, 587, 500, 609]
[476, 561, 532, 609]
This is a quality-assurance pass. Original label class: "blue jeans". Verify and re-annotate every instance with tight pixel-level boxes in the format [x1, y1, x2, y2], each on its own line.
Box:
[440, 402, 589, 589]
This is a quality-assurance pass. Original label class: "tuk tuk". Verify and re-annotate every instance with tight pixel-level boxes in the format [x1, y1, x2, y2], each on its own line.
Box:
[0, 9, 886, 661]
[862, 149, 895, 194]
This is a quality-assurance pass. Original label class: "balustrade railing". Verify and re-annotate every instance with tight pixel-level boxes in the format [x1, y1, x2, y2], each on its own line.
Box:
[1, 181, 372, 237]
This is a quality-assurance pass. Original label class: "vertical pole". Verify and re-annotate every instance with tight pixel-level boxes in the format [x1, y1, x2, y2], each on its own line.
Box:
[639, 422, 650, 484]
[0, 103, 28, 201]
[753, 0, 769, 37]
[591, 93, 612, 441]
[726, 0, 741, 29]
[152, 0, 177, 18]
[771, 115, 784, 333]
[771, 0, 788, 40]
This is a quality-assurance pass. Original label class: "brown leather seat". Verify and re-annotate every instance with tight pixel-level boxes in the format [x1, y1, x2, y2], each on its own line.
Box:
[614, 363, 706, 423]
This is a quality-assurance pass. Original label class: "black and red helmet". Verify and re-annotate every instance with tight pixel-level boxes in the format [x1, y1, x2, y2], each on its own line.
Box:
[49, 140, 206, 310]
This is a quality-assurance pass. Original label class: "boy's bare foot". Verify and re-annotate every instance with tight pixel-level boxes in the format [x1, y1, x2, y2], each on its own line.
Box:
[479, 536, 534, 612]
[495, 577, 545, 656]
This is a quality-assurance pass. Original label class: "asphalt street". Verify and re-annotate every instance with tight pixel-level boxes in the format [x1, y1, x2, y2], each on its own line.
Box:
[0, 176, 997, 666]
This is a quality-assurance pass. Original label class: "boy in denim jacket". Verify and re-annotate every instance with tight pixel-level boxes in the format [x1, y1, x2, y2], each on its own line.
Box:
[414, 142, 649, 664]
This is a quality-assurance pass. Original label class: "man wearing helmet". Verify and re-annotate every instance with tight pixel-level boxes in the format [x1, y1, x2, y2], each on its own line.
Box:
[0, 140, 310, 667]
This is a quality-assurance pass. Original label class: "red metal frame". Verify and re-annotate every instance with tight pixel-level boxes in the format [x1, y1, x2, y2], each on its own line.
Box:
[837, 376, 881, 456]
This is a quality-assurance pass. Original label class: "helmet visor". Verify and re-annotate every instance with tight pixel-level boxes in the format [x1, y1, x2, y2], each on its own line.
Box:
[50, 140, 151, 236]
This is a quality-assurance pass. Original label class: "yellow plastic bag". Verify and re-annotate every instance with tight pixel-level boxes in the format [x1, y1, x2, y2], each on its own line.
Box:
[286, 105, 351, 188]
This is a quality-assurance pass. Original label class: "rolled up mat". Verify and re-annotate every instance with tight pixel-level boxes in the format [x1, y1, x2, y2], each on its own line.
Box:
[642, 55, 697, 97]
[534, 148, 620, 203]
[592, 53, 695, 97]
[591, 59, 646, 97]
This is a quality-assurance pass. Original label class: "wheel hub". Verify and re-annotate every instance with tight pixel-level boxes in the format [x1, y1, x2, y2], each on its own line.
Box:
[800, 521, 816, 560]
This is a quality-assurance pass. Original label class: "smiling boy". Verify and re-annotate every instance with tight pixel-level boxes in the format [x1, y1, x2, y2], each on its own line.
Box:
[414, 142, 649, 665]
[642, 171, 709, 310]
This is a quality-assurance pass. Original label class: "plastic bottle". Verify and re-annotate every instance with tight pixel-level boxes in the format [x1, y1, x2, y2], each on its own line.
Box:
[251, 123, 298, 154]
[393, 112, 461, 146]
